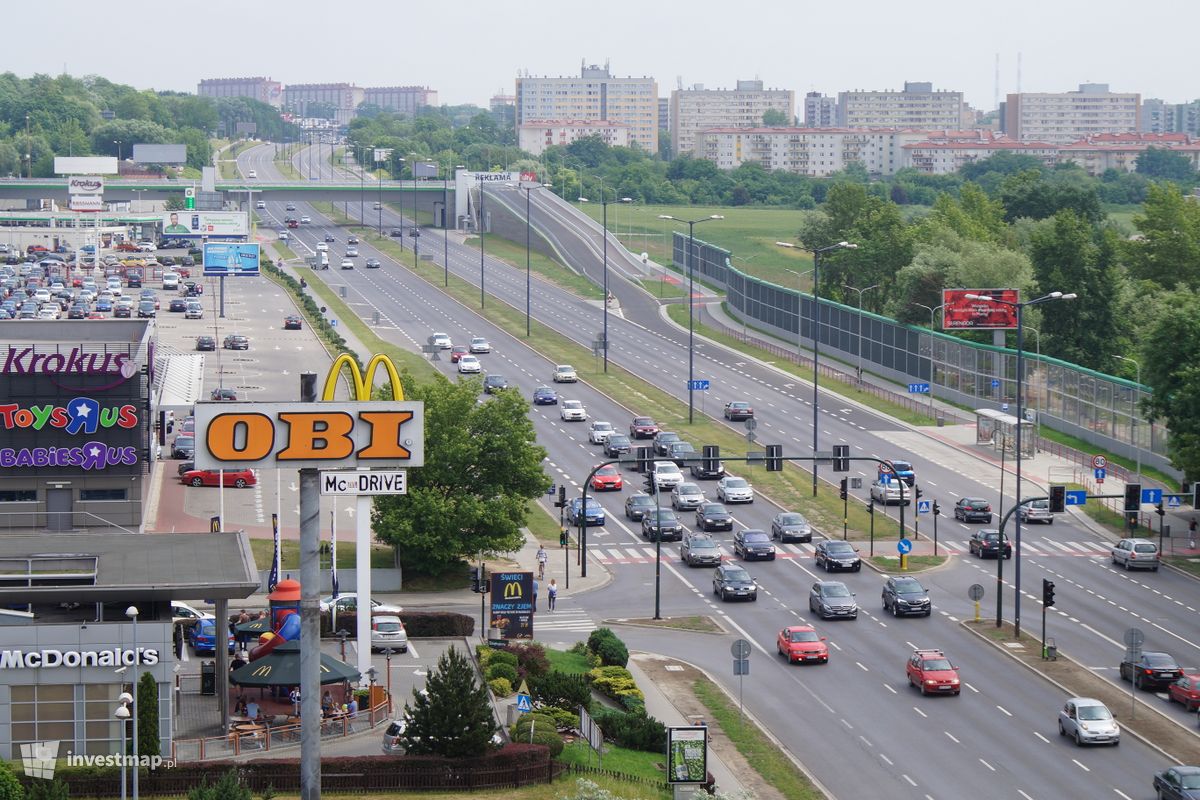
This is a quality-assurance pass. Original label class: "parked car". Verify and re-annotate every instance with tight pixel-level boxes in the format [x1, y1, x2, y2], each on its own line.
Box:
[189, 618, 236, 654]
[319, 594, 402, 615]
[210, 388, 238, 401]
[195, 335, 216, 351]
[777, 625, 828, 664]
[1058, 697, 1120, 746]
[223, 334, 250, 350]
[770, 512, 812, 543]
[1111, 537, 1159, 571]
[180, 469, 257, 488]
[953, 497, 993, 523]
[284, 314, 303, 330]
[808, 581, 858, 619]
[171, 435, 196, 459]
[185, 301, 203, 319]
[881, 575, 931, 616]
[712, 564, 757, 602]
[680, 532, 722, 567]
[369, 616, 409, 652]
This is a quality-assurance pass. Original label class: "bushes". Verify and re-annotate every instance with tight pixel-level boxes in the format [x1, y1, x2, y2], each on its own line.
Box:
[588, 666, 643, 709]
[511, 713, 565, 756]
[488, 677, 512, 698]
[262, 261, 354, 355]
[538, 705, 580, 731]
[530, 670, 591, 711]
[523, 726, 565, 757]
[586, 628, 628, 667]
[507, 642, 550, 679]
[591, 706, 666, 753]
[485, 662, 518, 685]
[511, 712, 557, 739]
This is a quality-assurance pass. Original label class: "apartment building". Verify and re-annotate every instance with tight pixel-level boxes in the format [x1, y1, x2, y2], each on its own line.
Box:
[515, 62, 658, 152]
[659, 97, 670, 131]
[902, 137, 1059, 174]
[282, 83, 365, 126]
[1004, 83, 1141, 144]
[1057, 132, 1200, 175]
[518, 120, 631, 156]
[804, 92, 838, 128]
[836, 82, 964, 129]
[362, 86, 438, 116]
[197, 77, 282, 108]
[669, 80, 794, 156]
[694, 127, 919, 176]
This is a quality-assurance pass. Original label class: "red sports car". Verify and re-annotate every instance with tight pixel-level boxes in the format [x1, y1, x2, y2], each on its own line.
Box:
[590, 464, 623, 492]
[180, 469, 257, 488]
[1168, 673, 1200, 711]
[777, 625, 829, 664]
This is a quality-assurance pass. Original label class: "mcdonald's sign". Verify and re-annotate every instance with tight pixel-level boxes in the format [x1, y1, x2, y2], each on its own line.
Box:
[192, 353, 424, 471]
[489, 571, 534, 641]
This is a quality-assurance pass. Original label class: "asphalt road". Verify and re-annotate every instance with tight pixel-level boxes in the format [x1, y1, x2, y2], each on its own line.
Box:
[231, 143, 1193, 798]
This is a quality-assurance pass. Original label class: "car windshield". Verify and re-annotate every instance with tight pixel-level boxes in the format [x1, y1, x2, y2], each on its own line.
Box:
[923, 658, 952, 671]
[892, 578, 923, 592]
[564, 401, 582, 409]
[596, 466, 618, 476]
[892, 461, 913, 472]
[1076, 704, 1112, 721]
[827, 542, 855, 554]
[724, 568, 751, 582]
[821, 584, 850, 597]
[677, 484, 700, 494]
[725, 478, 748, 488]
[788, 630, 819, 643]
[631, 496, 654, 506]
[593, 422, 613, 431]
[701, 504, 726, 514]
[778, 513, 805, 524]
[634, 418, 653, 425]
[1134, 543, 1158, 553]
[652, 510, 677, 522]
[608, 435, 629, 444]
[689, 536, 715, 547]
[1181, 774, 1200, 790]
[581, 499, 601, 510]
[743, 532, 770, 543]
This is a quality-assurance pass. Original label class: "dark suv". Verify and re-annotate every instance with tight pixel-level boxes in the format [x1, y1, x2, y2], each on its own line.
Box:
[712, 564, 757, 602]
[969, 529, 1012, 559]
[653, 431, 681, 456]
[642, 509, 684, 542]
[953, 497, 993, 523]
[881, 575, 932, 617]
[604, 434, 632, 458]
[814, 540, 862, 572]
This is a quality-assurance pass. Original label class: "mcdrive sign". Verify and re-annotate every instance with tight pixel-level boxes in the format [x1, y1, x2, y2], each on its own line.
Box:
[193, 401, 424, 471]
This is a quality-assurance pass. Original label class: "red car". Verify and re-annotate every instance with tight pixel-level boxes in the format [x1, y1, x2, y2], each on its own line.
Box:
[906, 648, 961, 696]
[590, 464, 623, 492]
[449, 345, 469, 363]
[777, 625, 828, 664]
[180, 469, 257, 488]
[629, 416, 659, 439]
[1168, 673, 1200, 711]
[115, 242, 139, 252]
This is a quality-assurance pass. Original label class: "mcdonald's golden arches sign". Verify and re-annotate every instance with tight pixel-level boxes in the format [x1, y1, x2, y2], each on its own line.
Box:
[192, 353, 424, 471]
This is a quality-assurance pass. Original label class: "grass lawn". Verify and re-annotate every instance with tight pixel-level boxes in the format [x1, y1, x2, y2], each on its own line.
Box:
[543, 647, 592, 675]
[462, 233, 604, 301]
[1164, 556, 1200, 578]
[618, 616, 723, 633]
[257, 775, 668, 800]
[557, 740, 666, 785]
[247, 538, 395, 571]
[868, 554, 948, 572]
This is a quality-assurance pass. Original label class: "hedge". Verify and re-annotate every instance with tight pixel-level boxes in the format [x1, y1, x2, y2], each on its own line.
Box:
[586, 628, 629, 667]
[530, 670, 591, 711]
[262, 260, 357, 357]
[321, 610, 473, 638]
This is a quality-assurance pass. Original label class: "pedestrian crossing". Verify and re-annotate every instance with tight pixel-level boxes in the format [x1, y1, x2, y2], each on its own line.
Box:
[532, 607, 595, 634]
[587, 537, 1113, 565]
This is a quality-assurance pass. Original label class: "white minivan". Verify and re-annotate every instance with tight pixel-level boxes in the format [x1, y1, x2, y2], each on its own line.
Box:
[162, 272, 180, 290]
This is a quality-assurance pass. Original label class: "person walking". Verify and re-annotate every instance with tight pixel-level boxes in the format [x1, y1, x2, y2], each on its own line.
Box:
[532, 579, 539, 613]
[290, 686, 301, 716]
[1190, 516, 1197, 550]
[536, 545, 548, 580]
[547, 578, 558, 611]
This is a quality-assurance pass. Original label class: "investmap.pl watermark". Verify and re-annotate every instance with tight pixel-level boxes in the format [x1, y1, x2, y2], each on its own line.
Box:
[20, 741, 175, 780]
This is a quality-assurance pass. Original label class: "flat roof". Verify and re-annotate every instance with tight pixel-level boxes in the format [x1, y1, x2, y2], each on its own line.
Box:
[0, 318, 151, 345]
[0, 532, 258, 603]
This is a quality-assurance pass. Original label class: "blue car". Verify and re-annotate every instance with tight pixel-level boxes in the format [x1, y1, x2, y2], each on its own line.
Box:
[188, 618, 236, 654]
[95, 298, 113, 312]
[532, 386, 559, 405]
[567, 497, 606, 527]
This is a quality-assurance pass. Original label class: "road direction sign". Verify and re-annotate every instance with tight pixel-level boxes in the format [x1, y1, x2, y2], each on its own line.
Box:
[1094, 468, 1107, 482]
[1123, 627, 1145, 648]
[908, 382, 930, 394]
[1091, 454, 1108, 470]
[546, 484, 556, 497]
[897, 538, 913, 555]
[688, 379, 711, 391]
[1065, 490, 1087, 506]
[515, 693, 532, 713]
[967, 583, 985, 601]
[1141, 488, 1163, 504]
[991, 379, 1000, 388]
[730, 638, 751, 659]
[917, 500, 931, 514]
[1168, 495, 1182, 509]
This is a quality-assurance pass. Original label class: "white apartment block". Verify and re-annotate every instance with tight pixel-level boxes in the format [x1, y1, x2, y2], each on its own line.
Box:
[804, 92, 838, 128]
[1004, 84, 1141, 144]
[282, 83, 365, 126]
[198, 77, 282, 108]
[362, 86, 438, 116]
[836, 82, 963, 129]
[694, 127, 933, 176]
[902, 138, 1059, 174]
[515, 62, 658, 152]
[669, 80, 794, 156]
[518, 120, 631, 156]
[1057, 133, 1200, 176]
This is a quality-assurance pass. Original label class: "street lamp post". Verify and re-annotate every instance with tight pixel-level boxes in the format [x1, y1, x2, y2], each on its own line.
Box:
[660, 215, 724, 423]
[912, 302, 946, 420]
[965, 290, 1075, 636]
[126, 606, 139, 800]
[115, 697, 131, 800]
[1026, 326, 1042, 441]
[777, 241, 858, 495]
[477, 173, 486, 308]
[395, 157, 406, 249]
[1114, 354, 1142, 483]
[583, 194, 631, 371]
[844, 284, 880, 382]
[511, 181, 553, 337]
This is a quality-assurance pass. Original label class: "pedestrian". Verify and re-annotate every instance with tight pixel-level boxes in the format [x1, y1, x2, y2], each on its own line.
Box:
[290, 686, 301, 715]
[321, 690, 333, 716]
[237, 609, 250, 624]
[532, 578, 539, 613]
[246, 700, 260, 722]
[547, 578, 557, 611]
[1190, 516, 1197, 550]
[536, 545, 548, 579]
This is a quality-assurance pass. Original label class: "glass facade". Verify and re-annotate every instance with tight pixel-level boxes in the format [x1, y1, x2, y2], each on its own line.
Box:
[10, 682, 159, 758]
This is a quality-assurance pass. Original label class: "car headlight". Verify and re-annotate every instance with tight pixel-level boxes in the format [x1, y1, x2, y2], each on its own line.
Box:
[925, 679, 937, 685]
[950, 679, 960, 684]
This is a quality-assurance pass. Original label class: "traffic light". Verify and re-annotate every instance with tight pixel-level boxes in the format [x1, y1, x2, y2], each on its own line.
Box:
[559, 528, 569, 547]
[832, 444, 850, 473]
[866, 500, 874, 516]
[644, 472, 656, 494]
[1155, 502, 1165, 517]
[554, 486, 566, 508]
[916, 486, 924, 499]
[636, 446, 651, 474]
[469, 566, 481, 593]
[1124, 483, 1142, 514]
[702, 444, 720, 474]
[1042, 578, 1056, 608]
[933, 501, 941, 516]
[765, 444, 783, 472]
[1049, 484, 1066, 514]
[839, 478, 848, 500]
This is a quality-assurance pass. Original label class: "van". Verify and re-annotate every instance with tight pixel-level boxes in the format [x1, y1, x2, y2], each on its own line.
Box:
[162, 272, 180, 290]
[319, 252, 329, 268]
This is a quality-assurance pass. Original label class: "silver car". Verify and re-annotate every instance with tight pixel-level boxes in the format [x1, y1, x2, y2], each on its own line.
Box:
[1111, 537, 1159, 571]
[588, 421, 614, 444]
[716, 476, 754, 504]
[808, 581, 858, 619]
[671, 482, 705, 511]
[1019, 498, 1054, 524]
[870, 479, 908, 505]
[1058, 697, 1119, 746]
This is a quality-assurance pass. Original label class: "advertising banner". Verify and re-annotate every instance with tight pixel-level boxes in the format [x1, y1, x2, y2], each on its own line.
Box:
[68, 196, 105, 212]
[489, 572, 534, 640]
[666, 726, 708, 784]
[132, 144, 187, 165]
[203, 243, 260, 277]
[941, 289, 1020, 330]
[68, 176, 104, 195]
[53, 157, 117, 176]
[161, 211, 249, 237]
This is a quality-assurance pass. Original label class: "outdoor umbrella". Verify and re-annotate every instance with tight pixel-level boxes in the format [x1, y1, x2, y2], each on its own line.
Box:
[229, 639, 360, 687]
[235, 619, 273, 637]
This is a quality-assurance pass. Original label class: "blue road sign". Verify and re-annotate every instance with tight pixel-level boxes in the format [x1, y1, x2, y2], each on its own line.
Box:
[1168, 495, 1182, 509]
[1065, 490, 1087, 506]
[516, 694, 532, 713]
[330, 319, 338, 327]
[688, 379, 711, 391]
[917, 500, 931, 514]
[991, 379, 1000, 388]
[1001, 403, 1009, 413]
[546, 484, 556, 496]
[1141, 488, 1163, 504]
[1094, 467, 1106, 481]
[897, 538, 913, 554]
[908, 383, 931, 394]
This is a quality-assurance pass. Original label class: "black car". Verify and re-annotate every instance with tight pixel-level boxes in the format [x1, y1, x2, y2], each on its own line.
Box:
[169, 298, 188, 312]
[67, 304, 88, 319]
[126, 273, 142, 288]
[882, 575, 932, 617]
[284, 314, 303, 330]
[667, 441, 696, 467]
[195, 336, 216, 351]
[176, 460, 195, 477]
[137, 300, 156, 317]
[113, 303, 131, 318]
[390, 229, 403, 237]
[365, 258, 381, 269]
[712, 564, 757, 601]
[171, 435, 196, 459]
[210, 387, 238, 401]
[814, 540, 862, 572]
[690, 458, 725, 480]
[953, 497, 993, 523]
[624, 493, 656, 521]
[642, 509, 683, 542]
[695, 502, 733, 532]
[653, 431, 682, 456]
[324, 234, 336, 243]
[680, 532, 722, 567]
[347, 235, 359, 245]
[223, 334, 250, 350]
[733, 529, 776, 561]
[181, 255, 195, 267]
[969, 529, 1012, 559]
[604, 434, 632, 458]
[1153, 766, 1200, 800]
[483, 374, 508, 394]
[771, 512, 812, 543]
[1119, 651, 1184, 690]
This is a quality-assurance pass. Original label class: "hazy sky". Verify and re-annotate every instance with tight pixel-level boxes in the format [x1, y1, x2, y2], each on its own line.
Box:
[20, 0, 1200, 110]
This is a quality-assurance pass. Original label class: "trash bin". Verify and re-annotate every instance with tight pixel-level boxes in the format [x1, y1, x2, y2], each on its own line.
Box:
[936, 414, 945, 427]
[1043, 638, 1058, 661]
[200, 662, 216, 695]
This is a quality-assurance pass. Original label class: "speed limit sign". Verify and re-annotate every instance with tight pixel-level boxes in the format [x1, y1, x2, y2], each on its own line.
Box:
[1091, 454, 1107, 470]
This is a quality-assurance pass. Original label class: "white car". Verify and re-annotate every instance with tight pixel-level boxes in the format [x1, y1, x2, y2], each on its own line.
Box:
[319, 594, 402, 615]
[37, 306, 59, 320]
[340, 259, 354, 269]
[651, 461, 684, 492]
[171, 601, 212, 624]
[553, 364, 578, 383]
[370, 616, 409, 652]
[716, 476, 754, 504]
[469, 337, 491, 354]
[430, 333, 452, 349]
[162, 272, 180, 290]
[255, 200, 266, 209]
[588, 421, 614, 444]
[278, 230, 289, 240]
[316, 242, 328, 252]
[185, 301, 203, 319]
[457, 355, 482, 374]
[247, 169, 258, 179]
[136, 240, 157, 252]
[560, 399, 587, 422]
[300, 216, 311, 224]
[33, 288, 51, 303]
[870, 479, 907, 505]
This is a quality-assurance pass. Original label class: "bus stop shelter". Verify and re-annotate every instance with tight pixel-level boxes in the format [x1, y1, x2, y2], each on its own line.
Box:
[975, 408, 1035, 458]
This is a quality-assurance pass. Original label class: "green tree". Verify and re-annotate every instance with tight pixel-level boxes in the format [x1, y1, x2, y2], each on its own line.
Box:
[998, 168, 1102, 223]
[25, 780, 67, 800]
[761, 108, 790, 127]
[959, 150, 1045, 181]
[1136, 147, 1196, 183]
[1141, 290, 1200, 479]
[371, 375, 549, 573]
[137, 671, 159, 760]
[0, 760, 22, 800]
[1124, 182, 1200, 289]
[398, 646, 497, 758]
[926, 183, 1008, 244]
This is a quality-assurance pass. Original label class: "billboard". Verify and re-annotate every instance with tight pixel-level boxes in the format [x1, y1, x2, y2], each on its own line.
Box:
[68, 176, 104, 194]
[412, 162, 439, 179]
[667, 727, 708, 784]
[942, 289, 1020, 330]
[489, 572, 534, 640]
[161, 211, 249, 237]
[132, 144, 187, 164]
[53, 157, 118, 176]
[203, 243, 260, 277]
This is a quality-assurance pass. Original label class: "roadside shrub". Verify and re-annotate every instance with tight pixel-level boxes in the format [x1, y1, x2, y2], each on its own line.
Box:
[586, 628, 628, 667]
[485, 662, 518, 684]
[537, 705, 580, 731]
[511, 712, 557, 740]
[507, 642, 550, 679]
[591, 707, 666, 753]
[530, 670, 591, 711]
[488, 650, 519, 669]
[522, 727, 565, 757]
[475, 645, 494, 669]
[488, 678, 512, 698]
[588, 666, 643, 705]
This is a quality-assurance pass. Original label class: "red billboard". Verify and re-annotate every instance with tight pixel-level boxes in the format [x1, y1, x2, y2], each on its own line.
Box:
[941, 289, 1020, 330]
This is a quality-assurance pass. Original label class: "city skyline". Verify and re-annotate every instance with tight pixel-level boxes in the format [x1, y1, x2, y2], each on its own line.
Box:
[16, 0, 1200, 112]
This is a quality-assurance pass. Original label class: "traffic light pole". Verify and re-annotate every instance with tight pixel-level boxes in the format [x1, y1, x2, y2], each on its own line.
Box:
[994, 497, 1046, 628]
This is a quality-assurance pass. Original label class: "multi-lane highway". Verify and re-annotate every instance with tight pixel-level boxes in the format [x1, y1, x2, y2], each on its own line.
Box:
[234, 142, 1196, 798]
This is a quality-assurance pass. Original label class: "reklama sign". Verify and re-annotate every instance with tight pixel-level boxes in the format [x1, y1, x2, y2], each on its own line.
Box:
[941, 289, 1020, 330]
